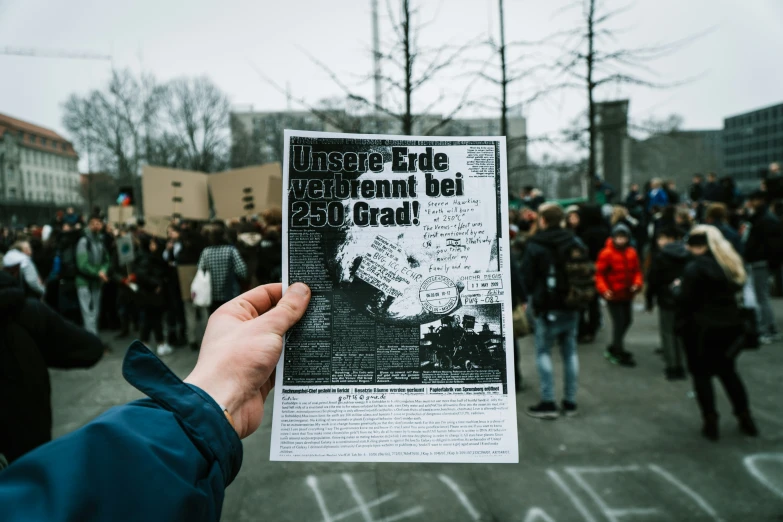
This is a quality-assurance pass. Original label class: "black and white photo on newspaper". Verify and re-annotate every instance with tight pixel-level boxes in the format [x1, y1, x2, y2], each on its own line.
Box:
[271, 130, 518, 463]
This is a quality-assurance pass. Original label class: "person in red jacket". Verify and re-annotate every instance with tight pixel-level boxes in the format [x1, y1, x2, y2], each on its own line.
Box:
[596, 224, 643, 367]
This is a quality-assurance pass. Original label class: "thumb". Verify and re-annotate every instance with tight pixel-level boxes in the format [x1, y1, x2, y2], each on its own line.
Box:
[255, 283, 311, 336]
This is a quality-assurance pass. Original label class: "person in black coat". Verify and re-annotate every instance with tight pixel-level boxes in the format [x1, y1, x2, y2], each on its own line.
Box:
[689, 174, 704, 204]
[0, 271, 103, 463]
[702, 172, 723, 202]
[676, 225, 758, 441]
[646, 227, 689, 380]
[743, 190, 782, 341]
[54, 226, 84, 325]
[256, 226, 282, 285]
[574, 204, 609, 343]
[133, 237, 171, 356]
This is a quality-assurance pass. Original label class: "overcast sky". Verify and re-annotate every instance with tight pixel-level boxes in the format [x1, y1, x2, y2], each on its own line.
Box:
[1, 0, 781, 163]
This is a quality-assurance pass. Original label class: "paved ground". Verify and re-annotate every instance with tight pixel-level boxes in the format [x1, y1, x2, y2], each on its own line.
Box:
[50, 301, 783, 522]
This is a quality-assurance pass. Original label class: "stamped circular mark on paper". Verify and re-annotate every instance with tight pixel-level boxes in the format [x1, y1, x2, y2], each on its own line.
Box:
[419, 275, 459, 314]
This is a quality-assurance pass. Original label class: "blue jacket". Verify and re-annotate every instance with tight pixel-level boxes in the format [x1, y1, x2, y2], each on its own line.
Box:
[0, 341, 243, 522]
[647, 188, 669, 212]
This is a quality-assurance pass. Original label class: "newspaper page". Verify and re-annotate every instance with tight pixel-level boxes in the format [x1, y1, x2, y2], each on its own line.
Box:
[271, 130, 518, 463]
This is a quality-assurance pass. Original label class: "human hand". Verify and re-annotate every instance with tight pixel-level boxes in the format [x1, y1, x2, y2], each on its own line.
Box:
[98, 271, 109, 283]
[630, 285, 641, 294]
[184, 282, 311, 439]
[603, 290, 613, 300]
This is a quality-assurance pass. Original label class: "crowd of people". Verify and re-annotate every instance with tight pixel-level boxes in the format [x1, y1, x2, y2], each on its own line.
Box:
[510, 164, 783, 441]
[0, 207, 284, 357]
[0, 206, 283, 465]
[0, 164, 781, 519]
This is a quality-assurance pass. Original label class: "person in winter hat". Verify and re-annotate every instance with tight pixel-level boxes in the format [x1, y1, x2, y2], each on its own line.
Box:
[2, 241, 46, 298]
[595, 224, 643, 366]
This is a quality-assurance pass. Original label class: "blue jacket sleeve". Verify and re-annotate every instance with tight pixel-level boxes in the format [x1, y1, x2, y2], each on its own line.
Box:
[0, 341, 243, 522]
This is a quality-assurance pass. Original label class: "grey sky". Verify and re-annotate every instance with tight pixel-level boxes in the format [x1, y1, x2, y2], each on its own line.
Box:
[1, 0, 781, 163]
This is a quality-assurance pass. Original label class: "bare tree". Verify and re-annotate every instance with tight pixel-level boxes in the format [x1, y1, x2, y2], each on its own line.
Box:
[550, 0, 704, 201]
[64, 70, 234, 214]
[63, 69, 163, 182]
[63, 69, 165, 210]
[162, 76, 230, 173]
[256, 0, 478, 136]
[482, 0, 542, 137]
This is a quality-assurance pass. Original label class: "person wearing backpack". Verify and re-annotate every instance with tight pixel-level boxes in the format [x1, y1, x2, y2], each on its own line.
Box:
[596, 224, 643, 367]
[76, 215, 111, 336]
[645, 227, 690, 380]
[521, 204, 592, 419]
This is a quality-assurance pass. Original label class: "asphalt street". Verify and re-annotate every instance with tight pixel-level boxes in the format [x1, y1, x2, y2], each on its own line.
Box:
[49, 301, 783, 522]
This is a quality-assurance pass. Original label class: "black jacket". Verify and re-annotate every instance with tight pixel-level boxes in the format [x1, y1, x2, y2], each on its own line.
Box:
[646, 241, 690, 309]
[576, 205, 610, 262]
[744, 207, 783, 265]
[133, 252, 168, 308]
[56, 230, 82, 281]
[689, 182, 704, 203]
[0, 271, 103, 462]
[676, 253, 744, 373]
[256, 232, 282, 285]
[703, 182, 723, 203]
[521, 228, 580, 314]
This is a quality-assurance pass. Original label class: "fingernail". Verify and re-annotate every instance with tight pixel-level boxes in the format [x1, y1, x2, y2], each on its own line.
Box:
[288, 283, 310, 296]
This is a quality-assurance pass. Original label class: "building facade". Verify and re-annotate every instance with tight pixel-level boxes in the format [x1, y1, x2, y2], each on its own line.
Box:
[0, 112, 81, 207]
[723, 102, 783, 187]
[631, 129, 724, 192]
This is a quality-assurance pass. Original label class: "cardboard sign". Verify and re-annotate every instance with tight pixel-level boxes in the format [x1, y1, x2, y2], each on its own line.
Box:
[177, 265, 198, 302]
[108, 205, 136, 225]
[116, 235, 135, 266]
[145, 215, 172, 239]
[208, 163, 283, 219]
[142, 166, 209, 220]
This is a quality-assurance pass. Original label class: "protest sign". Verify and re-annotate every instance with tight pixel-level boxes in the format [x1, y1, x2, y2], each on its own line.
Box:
[271, 131, 517, 464]
[107, 205, 136, 225]
[115, 235, 135, 266]
[144, 215, 172, 239]
[141, 166, 209, 220]
[208, 163, 283, 219]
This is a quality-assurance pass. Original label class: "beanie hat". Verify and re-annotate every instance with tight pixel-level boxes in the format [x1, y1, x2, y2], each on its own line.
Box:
[686, 232, 708, 247]
[611, 223, 631, 238]
[565, 205, 580, 215]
